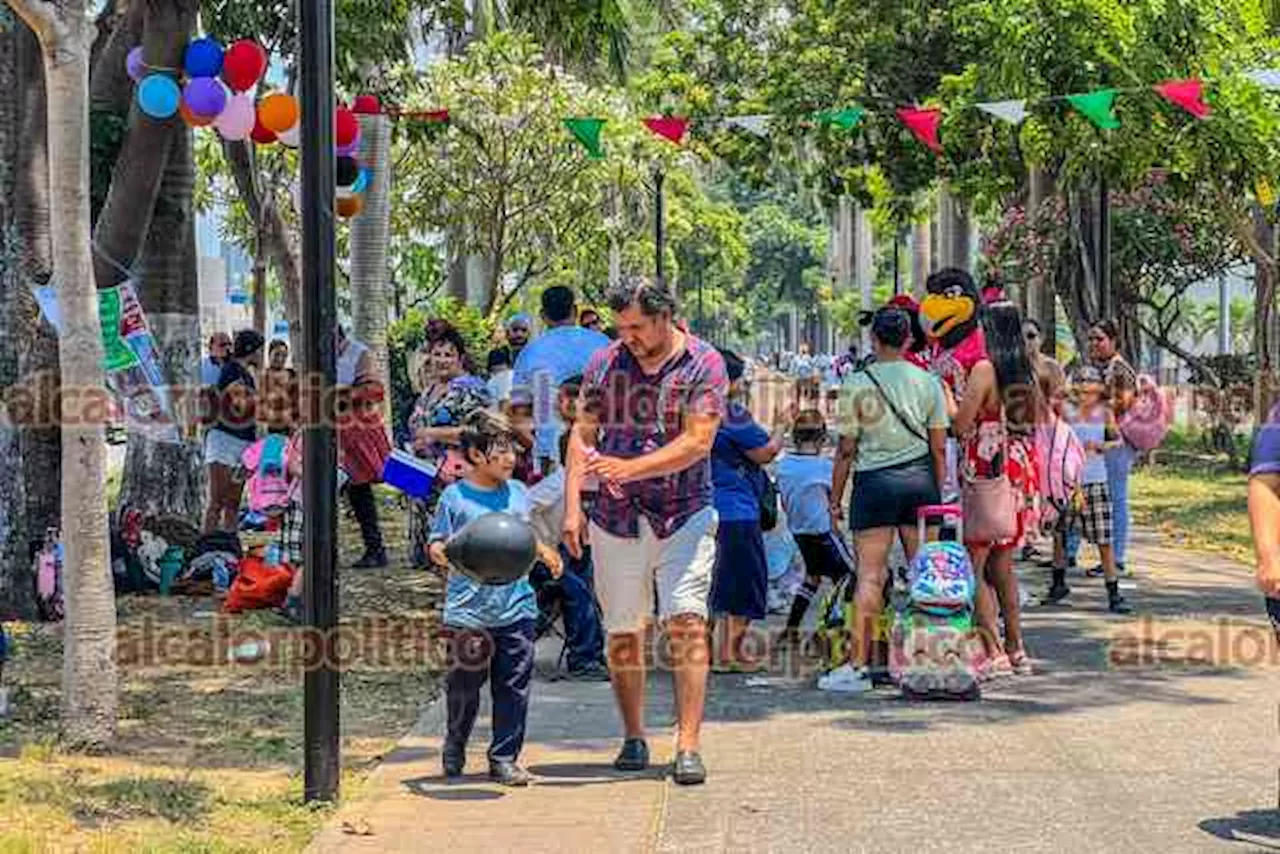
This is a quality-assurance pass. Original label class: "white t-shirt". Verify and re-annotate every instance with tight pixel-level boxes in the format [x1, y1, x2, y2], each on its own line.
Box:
[775, 452, 835, 535]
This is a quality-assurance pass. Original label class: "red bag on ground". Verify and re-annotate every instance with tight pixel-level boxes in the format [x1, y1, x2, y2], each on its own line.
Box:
[223, 556, 293, 613]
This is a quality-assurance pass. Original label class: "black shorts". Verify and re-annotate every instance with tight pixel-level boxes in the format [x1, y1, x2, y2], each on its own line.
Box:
[794, 532, 855, 581]
[850, 455, 940, 532]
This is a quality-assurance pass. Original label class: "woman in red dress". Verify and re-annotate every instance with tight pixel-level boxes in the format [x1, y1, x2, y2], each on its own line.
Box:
[950, 302, 1041, 678]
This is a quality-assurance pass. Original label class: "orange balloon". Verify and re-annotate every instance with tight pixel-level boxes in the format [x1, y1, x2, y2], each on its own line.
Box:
[257, 92, 299, 134]
[337, 195, 364, 218]
[180, 101, 215, 127]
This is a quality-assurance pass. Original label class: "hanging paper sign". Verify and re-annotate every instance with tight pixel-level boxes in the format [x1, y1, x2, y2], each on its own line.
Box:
[815, 107, 865, 131]
[1067, 89, 1120, 130]
[98, 287, 141, 372]
[563, 117, 606, 159]
[643, 116, 690, 145]
[32, 285, 60, 332]
[1246, 69, 1280, 89]
[1154, 79, 1210, 119]
[976, 100, 1028, 125]
[897, 106, 943, 153]
[723, 114, 771, 136]
[100, 281, 180, 443]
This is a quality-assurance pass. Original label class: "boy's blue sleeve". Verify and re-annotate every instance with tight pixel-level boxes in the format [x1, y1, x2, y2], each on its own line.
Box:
[428, 489, 457, 543]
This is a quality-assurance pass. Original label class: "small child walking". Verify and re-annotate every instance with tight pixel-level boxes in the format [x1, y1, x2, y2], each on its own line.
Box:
[775, 409, 855, 635]
[429, 411, 561, 786]
[1045, 367, 1132, 614]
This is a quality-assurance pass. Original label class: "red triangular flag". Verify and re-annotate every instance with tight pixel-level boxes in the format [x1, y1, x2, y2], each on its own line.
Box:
[643, 116, 690, 145]
[897, 106, 943, 154]
[1154, 79, 1210, 119]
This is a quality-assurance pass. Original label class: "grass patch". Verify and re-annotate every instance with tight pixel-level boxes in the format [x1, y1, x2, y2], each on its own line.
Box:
[1130, 461, 1251, 564]
[0, 495, 442, 853]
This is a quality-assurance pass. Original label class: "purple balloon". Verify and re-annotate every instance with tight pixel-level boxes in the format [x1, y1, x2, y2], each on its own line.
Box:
[336, 138, 360, 157]
[126, 46, 146, 82]
[183, 77, 227, 118]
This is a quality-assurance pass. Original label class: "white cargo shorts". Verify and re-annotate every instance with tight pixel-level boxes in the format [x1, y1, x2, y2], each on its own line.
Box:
[589, 506, 718, 634]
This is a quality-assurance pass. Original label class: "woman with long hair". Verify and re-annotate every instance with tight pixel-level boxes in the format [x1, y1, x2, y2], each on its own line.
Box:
[951, 301, 1041, 677]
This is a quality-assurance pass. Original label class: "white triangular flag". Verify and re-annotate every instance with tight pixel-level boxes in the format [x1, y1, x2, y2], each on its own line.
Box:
[976, 99, 1028, 125]
[724, 114, 771, 136]
[1246, 69, 1280, 89]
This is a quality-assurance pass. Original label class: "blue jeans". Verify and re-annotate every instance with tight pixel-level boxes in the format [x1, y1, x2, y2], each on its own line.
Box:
[530, 546, 605, 672]
[1105, 444, 1136, 566]
[445, 619, 535, 763]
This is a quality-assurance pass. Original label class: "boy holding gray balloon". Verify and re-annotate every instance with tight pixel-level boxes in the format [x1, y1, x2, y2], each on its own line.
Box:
[428, 410, 562, 786]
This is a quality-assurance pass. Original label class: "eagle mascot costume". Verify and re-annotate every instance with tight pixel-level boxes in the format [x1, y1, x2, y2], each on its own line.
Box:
[920, 267, 988, 397]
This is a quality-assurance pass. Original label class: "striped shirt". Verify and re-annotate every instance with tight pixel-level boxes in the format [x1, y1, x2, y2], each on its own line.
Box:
[580, 335, 728, 539]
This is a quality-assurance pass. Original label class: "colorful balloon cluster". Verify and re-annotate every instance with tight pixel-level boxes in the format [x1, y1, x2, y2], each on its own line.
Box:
[128, 37, 377, 219]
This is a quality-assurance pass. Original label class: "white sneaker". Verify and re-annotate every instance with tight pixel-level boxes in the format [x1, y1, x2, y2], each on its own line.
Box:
[817, 664, 872, 693]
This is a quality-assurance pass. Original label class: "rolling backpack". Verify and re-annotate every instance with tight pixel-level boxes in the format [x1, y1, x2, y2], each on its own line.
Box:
[889, 505, 982, 701]
[1035, 415, 1086, 529]
[1119, 373, 1172, 452]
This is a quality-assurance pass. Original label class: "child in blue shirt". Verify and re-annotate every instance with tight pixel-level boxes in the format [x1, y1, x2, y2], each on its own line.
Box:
[429, 411, 561, 786]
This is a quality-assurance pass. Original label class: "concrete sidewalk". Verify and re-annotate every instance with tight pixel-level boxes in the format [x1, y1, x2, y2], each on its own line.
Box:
[310, 535, 1280, 853]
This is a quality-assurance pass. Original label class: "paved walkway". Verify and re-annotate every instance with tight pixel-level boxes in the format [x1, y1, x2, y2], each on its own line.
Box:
[309, 533, 1280, 853]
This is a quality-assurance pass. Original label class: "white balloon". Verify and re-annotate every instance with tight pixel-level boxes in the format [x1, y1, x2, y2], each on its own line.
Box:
[337, 186, 355, 201]
[215, 93, 256, 141]
[278, 124, 301, 148]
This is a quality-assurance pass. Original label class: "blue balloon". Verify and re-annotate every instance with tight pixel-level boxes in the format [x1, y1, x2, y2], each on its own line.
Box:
[184, 37, 224, 78]
[137, 74, 181, 119]
[351, 168, 370, 194]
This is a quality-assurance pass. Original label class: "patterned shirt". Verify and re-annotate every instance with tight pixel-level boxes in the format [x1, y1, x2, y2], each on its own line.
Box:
[580, 335, 728, 539]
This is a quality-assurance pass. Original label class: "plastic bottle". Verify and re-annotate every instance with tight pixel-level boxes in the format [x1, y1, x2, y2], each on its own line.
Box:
[265, 543, 281, 567]
[585, 449, 625, 499]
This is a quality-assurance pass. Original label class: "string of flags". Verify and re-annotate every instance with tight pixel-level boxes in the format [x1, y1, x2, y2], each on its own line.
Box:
[128, 41, 1280, 178]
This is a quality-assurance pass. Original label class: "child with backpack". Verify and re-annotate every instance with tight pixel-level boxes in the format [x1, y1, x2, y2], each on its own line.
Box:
[1044, 367, 1132, 614]
[775, 409, 855, 638]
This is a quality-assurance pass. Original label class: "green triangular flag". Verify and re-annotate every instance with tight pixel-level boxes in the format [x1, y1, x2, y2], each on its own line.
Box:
[564, 117, 606, 159]
[815, 107, 865, 131]
[1067, 89, 1120, 130]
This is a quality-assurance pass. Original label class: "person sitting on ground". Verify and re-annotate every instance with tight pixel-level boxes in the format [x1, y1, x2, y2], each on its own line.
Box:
[776, 408, 855, 639]
[429, 411, 562, 787]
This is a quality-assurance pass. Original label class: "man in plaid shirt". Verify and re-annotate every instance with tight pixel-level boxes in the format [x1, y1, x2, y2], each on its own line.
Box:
[563, 277, 727, 787]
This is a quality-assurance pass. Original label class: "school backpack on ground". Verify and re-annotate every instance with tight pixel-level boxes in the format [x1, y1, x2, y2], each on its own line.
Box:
[1035, 415, 1085, 528]
[889, 505, 981, 701]
[1119, 374, 1172, 452]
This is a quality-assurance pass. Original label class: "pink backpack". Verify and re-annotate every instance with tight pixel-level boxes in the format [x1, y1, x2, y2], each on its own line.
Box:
[1035, 416, 1085, 527]
[1119, 374, 1171, 452]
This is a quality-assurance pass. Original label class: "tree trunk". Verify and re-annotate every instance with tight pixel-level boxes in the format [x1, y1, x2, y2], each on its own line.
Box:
[10, 0, 118, 749]
[117, 124, 204, 526]
[223, 140, 302, 354]
[1253, 206, 1279, 419]
[911, 216, 931, 296]
[350, 114, 392, 407]
[90, 0, 196, 289]
[0, 12, 32, 617]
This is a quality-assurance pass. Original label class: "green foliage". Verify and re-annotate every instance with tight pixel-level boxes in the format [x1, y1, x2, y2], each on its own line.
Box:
[89, 110, 129, 223]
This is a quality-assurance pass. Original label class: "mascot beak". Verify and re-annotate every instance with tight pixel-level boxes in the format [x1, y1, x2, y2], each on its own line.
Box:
[919, 292, 976, 340]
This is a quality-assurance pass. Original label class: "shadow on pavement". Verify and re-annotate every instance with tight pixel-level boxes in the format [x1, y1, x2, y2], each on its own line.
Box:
[402, 776, 506, 800]
[1198, 809, 1280, 849]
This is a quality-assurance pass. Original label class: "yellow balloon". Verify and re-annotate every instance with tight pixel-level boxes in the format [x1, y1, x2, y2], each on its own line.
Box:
[257, 92, 299, 134]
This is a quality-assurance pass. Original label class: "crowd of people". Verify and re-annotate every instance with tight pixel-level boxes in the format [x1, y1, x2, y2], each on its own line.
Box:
[195, 267, 1156, 789]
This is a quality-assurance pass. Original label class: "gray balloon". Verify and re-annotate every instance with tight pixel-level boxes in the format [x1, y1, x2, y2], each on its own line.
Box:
[445, 512, 538, 585]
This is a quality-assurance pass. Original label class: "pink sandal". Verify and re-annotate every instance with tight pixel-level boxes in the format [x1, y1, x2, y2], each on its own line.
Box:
[980, 653, 1014, 682]
[1007, 649, 1033, 676]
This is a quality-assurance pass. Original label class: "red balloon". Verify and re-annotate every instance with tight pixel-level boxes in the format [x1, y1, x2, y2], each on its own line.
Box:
[335, 108, 359, 147]
[352, 95, 381, 115]
[222, 40, 267, 93]
[251, 118, 277, 145]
